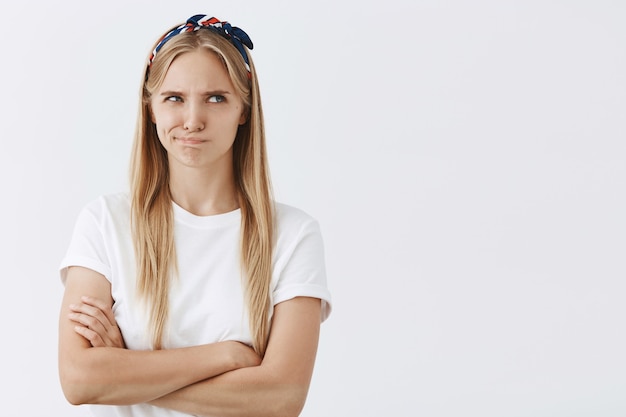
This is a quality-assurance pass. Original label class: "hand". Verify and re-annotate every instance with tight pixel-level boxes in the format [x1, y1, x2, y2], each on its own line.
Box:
[225, 341, 262, 369]
[68, 296, 126, 348]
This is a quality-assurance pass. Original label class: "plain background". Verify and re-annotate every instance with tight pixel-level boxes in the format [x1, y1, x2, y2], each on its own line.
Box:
[1, 0, 624, 416]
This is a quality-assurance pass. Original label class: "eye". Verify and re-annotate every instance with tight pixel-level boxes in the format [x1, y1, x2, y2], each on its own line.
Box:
[165, 96, 183, 102]
[208, 95, 225, 103]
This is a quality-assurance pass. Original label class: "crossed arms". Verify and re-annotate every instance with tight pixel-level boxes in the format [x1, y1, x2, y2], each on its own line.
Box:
[58, 266, 322, 417]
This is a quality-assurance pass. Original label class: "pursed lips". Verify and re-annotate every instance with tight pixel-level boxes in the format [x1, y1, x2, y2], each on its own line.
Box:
[175, 136, 207, 145]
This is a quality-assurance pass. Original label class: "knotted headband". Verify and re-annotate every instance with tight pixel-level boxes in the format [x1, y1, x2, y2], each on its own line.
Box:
[148, 14, 254, 72]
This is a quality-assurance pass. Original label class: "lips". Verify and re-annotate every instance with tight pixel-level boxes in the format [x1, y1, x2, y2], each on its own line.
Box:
[176, 136, 206, 145]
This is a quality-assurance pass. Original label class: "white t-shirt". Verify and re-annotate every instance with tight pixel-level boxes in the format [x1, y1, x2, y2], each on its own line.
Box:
[60, 193, 332, 417]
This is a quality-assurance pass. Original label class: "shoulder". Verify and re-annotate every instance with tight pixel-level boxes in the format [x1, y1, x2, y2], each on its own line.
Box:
[74, 192, 131, 232]
[80, 192, 130, 218]
[271, 202, 332, 320]
[61, 193, 131, 282]
[273, 202, 324, 254]
[274, 202, 320, 235]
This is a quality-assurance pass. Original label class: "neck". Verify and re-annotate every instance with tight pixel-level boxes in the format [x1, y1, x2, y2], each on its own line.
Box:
[168, 161, 239, 216]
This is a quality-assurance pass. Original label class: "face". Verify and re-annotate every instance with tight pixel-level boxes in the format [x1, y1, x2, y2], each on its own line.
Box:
[150, 48, 246, 173]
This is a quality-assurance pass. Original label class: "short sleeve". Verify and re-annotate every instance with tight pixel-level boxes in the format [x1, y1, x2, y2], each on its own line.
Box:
[272, 214, 332, 322]
[59, 200, 112, 285]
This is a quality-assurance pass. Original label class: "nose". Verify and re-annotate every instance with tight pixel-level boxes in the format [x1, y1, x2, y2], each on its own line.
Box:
[183, 104, 205, 132]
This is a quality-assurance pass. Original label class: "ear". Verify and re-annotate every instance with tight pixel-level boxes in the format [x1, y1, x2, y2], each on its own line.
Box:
[239, 108, 248, 125]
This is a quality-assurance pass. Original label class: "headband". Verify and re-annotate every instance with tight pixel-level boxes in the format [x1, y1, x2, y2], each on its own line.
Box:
[148, 15, 253, 72]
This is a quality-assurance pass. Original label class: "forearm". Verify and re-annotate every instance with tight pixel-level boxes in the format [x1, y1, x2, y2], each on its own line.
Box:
[149, 298, 322, 417]
[60, 341, 241, 406]
[149, 364, 309, 417]
[59, 266, 260, 406]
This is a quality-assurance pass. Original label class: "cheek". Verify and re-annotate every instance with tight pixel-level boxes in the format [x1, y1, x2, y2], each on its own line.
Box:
[233, 103, 247, 125]
[152, 120, 172, 147]
[152, 111, 175, 136]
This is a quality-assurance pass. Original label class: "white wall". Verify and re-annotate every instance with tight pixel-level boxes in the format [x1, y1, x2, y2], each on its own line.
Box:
[1, 0, 624, 415]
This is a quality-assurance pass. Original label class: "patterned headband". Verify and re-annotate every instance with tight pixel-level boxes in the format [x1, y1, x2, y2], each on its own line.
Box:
[148, 15, 253, 72]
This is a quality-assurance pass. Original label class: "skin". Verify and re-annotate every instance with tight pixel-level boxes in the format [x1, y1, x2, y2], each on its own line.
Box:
[59, 48, 322, 417]
[151, 48, 247, 215]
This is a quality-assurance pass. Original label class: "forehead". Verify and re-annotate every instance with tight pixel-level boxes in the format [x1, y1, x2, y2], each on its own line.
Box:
[160, 48, 234, 91]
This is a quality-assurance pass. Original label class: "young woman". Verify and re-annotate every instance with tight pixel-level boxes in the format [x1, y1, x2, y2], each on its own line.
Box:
[58, 14, 332, 417]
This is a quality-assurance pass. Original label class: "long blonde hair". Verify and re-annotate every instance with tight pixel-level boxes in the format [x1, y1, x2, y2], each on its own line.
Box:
[129, 27, 274, 355]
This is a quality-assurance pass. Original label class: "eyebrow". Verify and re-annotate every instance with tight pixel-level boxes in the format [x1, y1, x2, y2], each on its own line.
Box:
[159, 90, 231, 97]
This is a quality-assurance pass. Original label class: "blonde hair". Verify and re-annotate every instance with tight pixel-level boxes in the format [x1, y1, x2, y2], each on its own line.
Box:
[129, 27, 274, 355]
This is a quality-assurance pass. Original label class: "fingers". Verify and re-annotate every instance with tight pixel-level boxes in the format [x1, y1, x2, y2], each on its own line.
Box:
[73, 324, 106, 347]
[69, 304, 108, 332]
[69, 297, 115, 330]
[68, 308, 110, 344]
[68, 296, 125, 348]
[77, 296, 117, 327]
